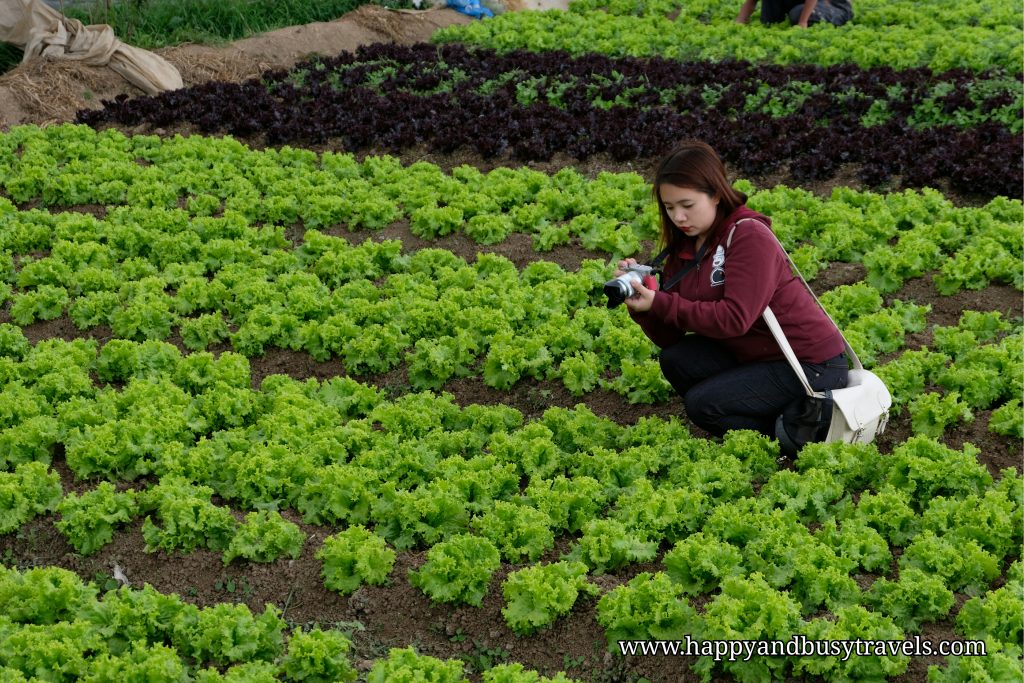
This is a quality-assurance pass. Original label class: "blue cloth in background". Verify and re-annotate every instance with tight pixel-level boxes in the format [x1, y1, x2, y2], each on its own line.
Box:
[447, 0, 494, 18]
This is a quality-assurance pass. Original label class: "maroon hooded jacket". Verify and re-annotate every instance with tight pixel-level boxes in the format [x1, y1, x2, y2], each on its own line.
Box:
[629, 205, 845, 364]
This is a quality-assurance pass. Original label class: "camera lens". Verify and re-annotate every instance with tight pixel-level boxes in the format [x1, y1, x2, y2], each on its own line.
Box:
[603, 280, 629, 308]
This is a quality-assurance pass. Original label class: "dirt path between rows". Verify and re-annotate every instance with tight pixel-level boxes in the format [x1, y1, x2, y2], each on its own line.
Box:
[0, 5, 472, 129]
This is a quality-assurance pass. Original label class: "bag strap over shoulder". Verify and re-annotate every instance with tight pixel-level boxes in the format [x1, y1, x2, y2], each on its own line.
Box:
[661, 241, 709, 292]
[763, 306, 820, 397]
[649, 240, 710, 293]
[726, 217, 863, 398]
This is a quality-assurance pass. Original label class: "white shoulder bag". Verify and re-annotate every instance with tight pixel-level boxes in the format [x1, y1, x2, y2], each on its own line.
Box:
[728, 219, 892, 455]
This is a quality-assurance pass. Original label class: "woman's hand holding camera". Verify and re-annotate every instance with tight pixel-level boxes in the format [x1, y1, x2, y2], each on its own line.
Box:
[613, 258, 638, 277]
[624, 278, 656, 312]
[614, 258, 656, 313]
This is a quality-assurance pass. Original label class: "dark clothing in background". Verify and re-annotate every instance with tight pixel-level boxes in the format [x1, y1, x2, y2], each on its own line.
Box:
[760, 0, 853, 26]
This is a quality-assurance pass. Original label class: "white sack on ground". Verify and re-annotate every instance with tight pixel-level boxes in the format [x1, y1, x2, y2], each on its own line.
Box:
[0, 0, 182, 94]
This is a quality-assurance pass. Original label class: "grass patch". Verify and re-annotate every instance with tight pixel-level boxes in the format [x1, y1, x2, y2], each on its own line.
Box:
[64, 0, 416, 49]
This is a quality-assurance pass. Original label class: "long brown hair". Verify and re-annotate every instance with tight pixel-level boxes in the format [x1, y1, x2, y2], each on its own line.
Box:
[652, 140, 747, 253]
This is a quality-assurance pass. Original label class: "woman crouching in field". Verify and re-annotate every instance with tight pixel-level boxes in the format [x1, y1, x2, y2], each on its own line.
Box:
[615, 140, 848, 440]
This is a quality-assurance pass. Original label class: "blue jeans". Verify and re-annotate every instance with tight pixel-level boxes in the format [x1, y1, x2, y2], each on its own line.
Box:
[659, 335, 849, 438]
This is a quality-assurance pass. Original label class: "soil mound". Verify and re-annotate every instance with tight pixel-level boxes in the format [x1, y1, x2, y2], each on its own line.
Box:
[230, 5, 470, 68]
[0, 5, 471, 129]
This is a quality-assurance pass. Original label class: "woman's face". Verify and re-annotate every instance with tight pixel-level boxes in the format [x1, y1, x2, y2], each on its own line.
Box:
[659, 184, 720, 242]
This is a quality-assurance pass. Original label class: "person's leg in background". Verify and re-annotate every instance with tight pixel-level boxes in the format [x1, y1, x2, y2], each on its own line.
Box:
[787, 1, 852, 26]
[760, 0, 801, 23]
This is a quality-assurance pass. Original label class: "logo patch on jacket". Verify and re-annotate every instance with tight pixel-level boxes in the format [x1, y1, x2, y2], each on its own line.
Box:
[710, 245, 726, 287]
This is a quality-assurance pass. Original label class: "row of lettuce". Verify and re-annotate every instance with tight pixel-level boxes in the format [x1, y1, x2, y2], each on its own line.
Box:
[263, 44, 1022, 133]
[2, 275, 1020, 435]
[264, 44, 1023, 133]
[0, 128, 1020, 438]
[2, 330, 1016, 553]
[4, 125, 1020, 286]
[2, 218, 1021, 434]
[76, 45, 1022, 196]
[0, 563, 577, 683]
[0, 561, 1020, 682]
[434, 0, 1023, 73]
[0, 332, 1021, 679]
